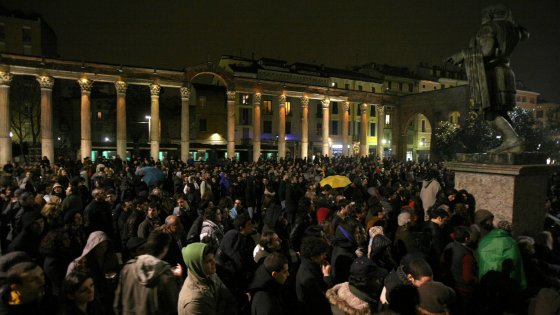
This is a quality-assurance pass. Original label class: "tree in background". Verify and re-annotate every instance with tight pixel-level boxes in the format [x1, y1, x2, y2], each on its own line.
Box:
[10, 76, 41, 161]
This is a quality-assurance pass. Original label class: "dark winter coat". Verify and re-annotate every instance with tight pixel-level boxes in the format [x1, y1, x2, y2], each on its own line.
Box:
[295, 257, 333, 315]
[83, 200, 113, 237]
[249, 264, 287, 315]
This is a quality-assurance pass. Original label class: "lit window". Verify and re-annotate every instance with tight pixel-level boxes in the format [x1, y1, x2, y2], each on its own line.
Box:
[241, 94, 250, 105]
[198, 96, 207, 108]
[97, 112, 103, 119]
[285, 101, 291, 115]
[385, 114, 391, 125]
[263, 100, 272, 114]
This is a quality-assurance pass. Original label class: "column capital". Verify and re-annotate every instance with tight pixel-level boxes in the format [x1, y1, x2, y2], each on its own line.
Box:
[361, 103, 369, 111]
[0, 72, 13, 86]
[279, 94, 286, 106]
[36, 75, 54, 90]
[376, 104, 384, 113]
[77, 78, 93, 95]
[300, 96, 309, 108]
[253, 92, 262, 105]
[180, 86, 191, 100]
[321, 98, 330, 109]
[343, 101, 350, 112]
[115, 81, 127, 96]
[150, 83, 161, 97]
[226, 90, 236, 101]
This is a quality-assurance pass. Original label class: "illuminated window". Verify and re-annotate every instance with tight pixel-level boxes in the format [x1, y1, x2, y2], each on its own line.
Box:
[385, 114, 391, 125]
[285, 101, 291, 116]
[241, 94, 250, 105]
[198, 96, 206, 108]
[97, 112, 103, 119]
[263, 100, 272, 114]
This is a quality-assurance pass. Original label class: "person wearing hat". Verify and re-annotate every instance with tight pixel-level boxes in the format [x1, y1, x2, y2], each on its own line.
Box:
[50, 183, 66, 201]
[326, 256, 387, 314]
[178, 242, 235, 315]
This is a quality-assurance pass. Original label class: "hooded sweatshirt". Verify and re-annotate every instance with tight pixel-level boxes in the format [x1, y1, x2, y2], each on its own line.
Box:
[178, 243, 236, 315]
[113, 254, 179, 315]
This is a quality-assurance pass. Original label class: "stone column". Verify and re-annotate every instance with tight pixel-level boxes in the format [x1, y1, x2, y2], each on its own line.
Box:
[149, 83, 161, 161]
[360, 103, 368, 157]
[180, 86, 191, 162]
[226, 90, 236, 159]
[278, 94, 286, 159]
[321, 98, 330, 156]
[300, 96, 309, 159]
[0, 72, 13, 167]
[37, 76, 55, 163]
[78, 78, 93, 161]
[115, 81, 127, 160]
[253, 93, 261, 162]
[342, 101, 350, 156]
[376, 104, 385, 159]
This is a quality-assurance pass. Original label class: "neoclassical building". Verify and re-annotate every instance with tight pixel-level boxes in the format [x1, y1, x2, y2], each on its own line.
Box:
[0, 53, 473, 166]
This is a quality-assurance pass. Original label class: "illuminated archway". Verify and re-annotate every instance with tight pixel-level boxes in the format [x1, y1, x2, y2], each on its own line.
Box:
[403, 113, 432, 161]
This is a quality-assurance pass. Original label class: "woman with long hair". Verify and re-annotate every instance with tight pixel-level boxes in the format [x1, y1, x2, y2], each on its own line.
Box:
[59, 271, 101, 315]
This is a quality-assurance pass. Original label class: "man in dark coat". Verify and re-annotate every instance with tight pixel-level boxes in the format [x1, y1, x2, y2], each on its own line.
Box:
[249, 252, 290, 315]
[295, 237, 333, 315]
[83, 188, 113, 237]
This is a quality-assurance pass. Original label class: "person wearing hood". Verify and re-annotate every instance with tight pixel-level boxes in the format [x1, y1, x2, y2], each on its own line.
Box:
[249, 252, 289, 315]
[114, 229, 181, 315]
[67, 231, 119, 315]
[178, 242, 236, 315]
[326, 256, 387, 315]
[419, 169, 441, 215]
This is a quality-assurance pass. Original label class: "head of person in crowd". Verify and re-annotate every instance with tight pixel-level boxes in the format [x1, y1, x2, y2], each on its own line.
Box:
[163, 215, 183, 238]
[19, 191, 36, 209]
[300, 236, 329, 265]
[4, 261, 45, 305]
[403, 258, 433, 287]
[146, 201, 161, 220]
[0, 252, 32, 286]
[91, 188, 106, 202]
[263, 252, 290, 285]
[429, 208, 449, 227]
[474, 209, 494, 232]
[398, 211, 412, 230]
[182, 242, 218, 279]
[126, 237, 146, 258]
[234, 213, 254, 236]
[203, 206, 222, 224]
[145, 229, 171, 259]
[62, 271, 95, 314]
[349, 256, 387, 298]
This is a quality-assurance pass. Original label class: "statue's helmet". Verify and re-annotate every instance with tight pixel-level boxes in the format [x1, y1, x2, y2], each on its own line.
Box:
[481, 5, 514, 24]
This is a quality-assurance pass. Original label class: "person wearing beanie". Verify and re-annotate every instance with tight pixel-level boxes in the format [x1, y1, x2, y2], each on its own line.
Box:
[470, 209, 494, 245]
[393, 211, 423, 263]
[178, 242, 236, 315]
[326, 256, 387, 315]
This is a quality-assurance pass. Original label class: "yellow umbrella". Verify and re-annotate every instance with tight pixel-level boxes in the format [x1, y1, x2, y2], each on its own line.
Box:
[320, 175, 352, 188]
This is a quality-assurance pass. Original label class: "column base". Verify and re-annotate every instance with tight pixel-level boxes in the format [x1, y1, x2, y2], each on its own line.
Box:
[151, 141, 160, 161]
[227, 141, 235, 160]
[447, 162, 558, 237]
[42, 138, 54, 163]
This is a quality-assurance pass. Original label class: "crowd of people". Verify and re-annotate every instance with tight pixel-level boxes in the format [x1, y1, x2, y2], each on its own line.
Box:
[0, 153, 559, 315]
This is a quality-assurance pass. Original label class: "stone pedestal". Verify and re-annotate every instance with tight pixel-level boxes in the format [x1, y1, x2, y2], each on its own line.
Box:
[447, 161, 558, 237]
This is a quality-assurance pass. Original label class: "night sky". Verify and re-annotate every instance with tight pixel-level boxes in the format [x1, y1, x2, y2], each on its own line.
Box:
[1, 0, 559, 102]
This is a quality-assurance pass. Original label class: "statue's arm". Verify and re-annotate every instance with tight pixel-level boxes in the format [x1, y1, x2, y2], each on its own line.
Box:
[445, 50, 466, 66]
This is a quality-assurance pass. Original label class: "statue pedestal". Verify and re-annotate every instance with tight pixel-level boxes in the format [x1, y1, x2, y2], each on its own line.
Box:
[447, 161, 558, 237]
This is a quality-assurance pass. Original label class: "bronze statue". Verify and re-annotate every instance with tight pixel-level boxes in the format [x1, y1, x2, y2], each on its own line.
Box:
[447, 5, 529, 153]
